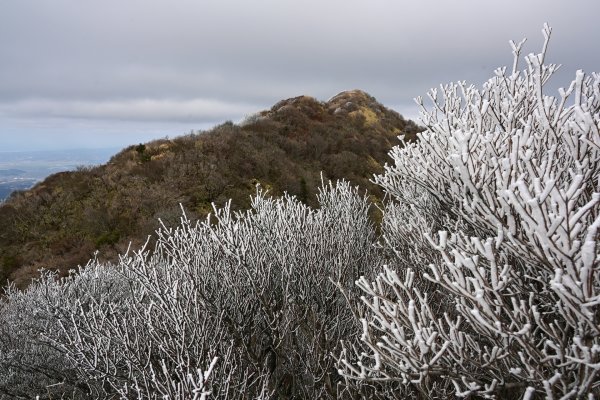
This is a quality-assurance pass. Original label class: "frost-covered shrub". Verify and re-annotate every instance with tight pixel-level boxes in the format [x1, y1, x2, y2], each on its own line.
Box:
[339, 25, 600, 399]
[0, 274, 79, 399]
[0, 264, 128, 399]
[0, 181, 380, 398]
[158, 180, 378, 398]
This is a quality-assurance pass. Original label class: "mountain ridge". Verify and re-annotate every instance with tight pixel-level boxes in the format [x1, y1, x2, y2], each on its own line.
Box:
[0, 90, 422, 288]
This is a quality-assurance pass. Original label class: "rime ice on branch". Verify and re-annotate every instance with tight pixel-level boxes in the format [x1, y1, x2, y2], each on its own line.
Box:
[339, 24, 600, 399]
[0, 181, 381, 399]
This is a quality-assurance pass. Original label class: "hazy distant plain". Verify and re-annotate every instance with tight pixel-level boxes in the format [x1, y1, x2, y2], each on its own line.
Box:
[0, 148, 118, 200]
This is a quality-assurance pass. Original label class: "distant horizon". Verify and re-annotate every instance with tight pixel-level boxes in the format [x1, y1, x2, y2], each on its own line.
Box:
[0, 146, 123, 153]
[0, 145, 123, 199]
[0, 121, 216, 153]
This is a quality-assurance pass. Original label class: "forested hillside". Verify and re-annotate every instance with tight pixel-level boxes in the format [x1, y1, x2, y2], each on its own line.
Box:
[0, 90, 421, 287]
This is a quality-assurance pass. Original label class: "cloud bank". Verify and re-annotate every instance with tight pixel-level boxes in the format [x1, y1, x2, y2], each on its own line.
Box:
[0, 0, 598, 150]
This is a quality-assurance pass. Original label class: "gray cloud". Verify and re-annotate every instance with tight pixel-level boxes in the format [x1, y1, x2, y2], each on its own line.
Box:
[1, 0, 598, 150]
[0, 97, 256, 122]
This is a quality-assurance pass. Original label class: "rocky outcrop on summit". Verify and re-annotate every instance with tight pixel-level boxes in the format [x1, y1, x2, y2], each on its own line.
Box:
[255, 90, 417, 134]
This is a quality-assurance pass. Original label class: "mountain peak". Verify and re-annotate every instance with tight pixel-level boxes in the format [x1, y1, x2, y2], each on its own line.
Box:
[326, 90, 403, 128]
[250, 90, 407, 131]
[327, 89, 374, 104]
[0, 91, 423, 288]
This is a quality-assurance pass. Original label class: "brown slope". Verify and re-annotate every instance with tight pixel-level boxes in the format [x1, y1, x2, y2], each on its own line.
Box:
[0, 90, 422, 288]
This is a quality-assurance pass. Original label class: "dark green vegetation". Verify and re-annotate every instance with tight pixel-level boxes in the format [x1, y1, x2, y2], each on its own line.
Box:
[0, 90, 421, 288]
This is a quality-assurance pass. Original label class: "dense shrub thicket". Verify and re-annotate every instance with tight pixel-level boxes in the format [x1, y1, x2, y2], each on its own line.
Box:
[0, 26, 598, 399]
[0, 182, 382, 399]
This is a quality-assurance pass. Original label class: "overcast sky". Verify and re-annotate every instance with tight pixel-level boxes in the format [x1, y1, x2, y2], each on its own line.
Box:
[1, 0, 598, 152]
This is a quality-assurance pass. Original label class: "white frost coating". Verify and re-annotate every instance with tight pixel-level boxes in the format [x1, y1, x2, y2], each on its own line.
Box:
[0, 180, 382, 398]
[339, 25, 600, 399]
[523, 387, 536, 400]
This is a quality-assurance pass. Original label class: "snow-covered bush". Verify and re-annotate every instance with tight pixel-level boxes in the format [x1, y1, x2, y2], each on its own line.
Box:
[0, 181, 380, 399]
[338, 25, 600, 398]
[0, 275, 80, 399]
[0, 264, 128, 399]
[62, 181, 379, 398]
